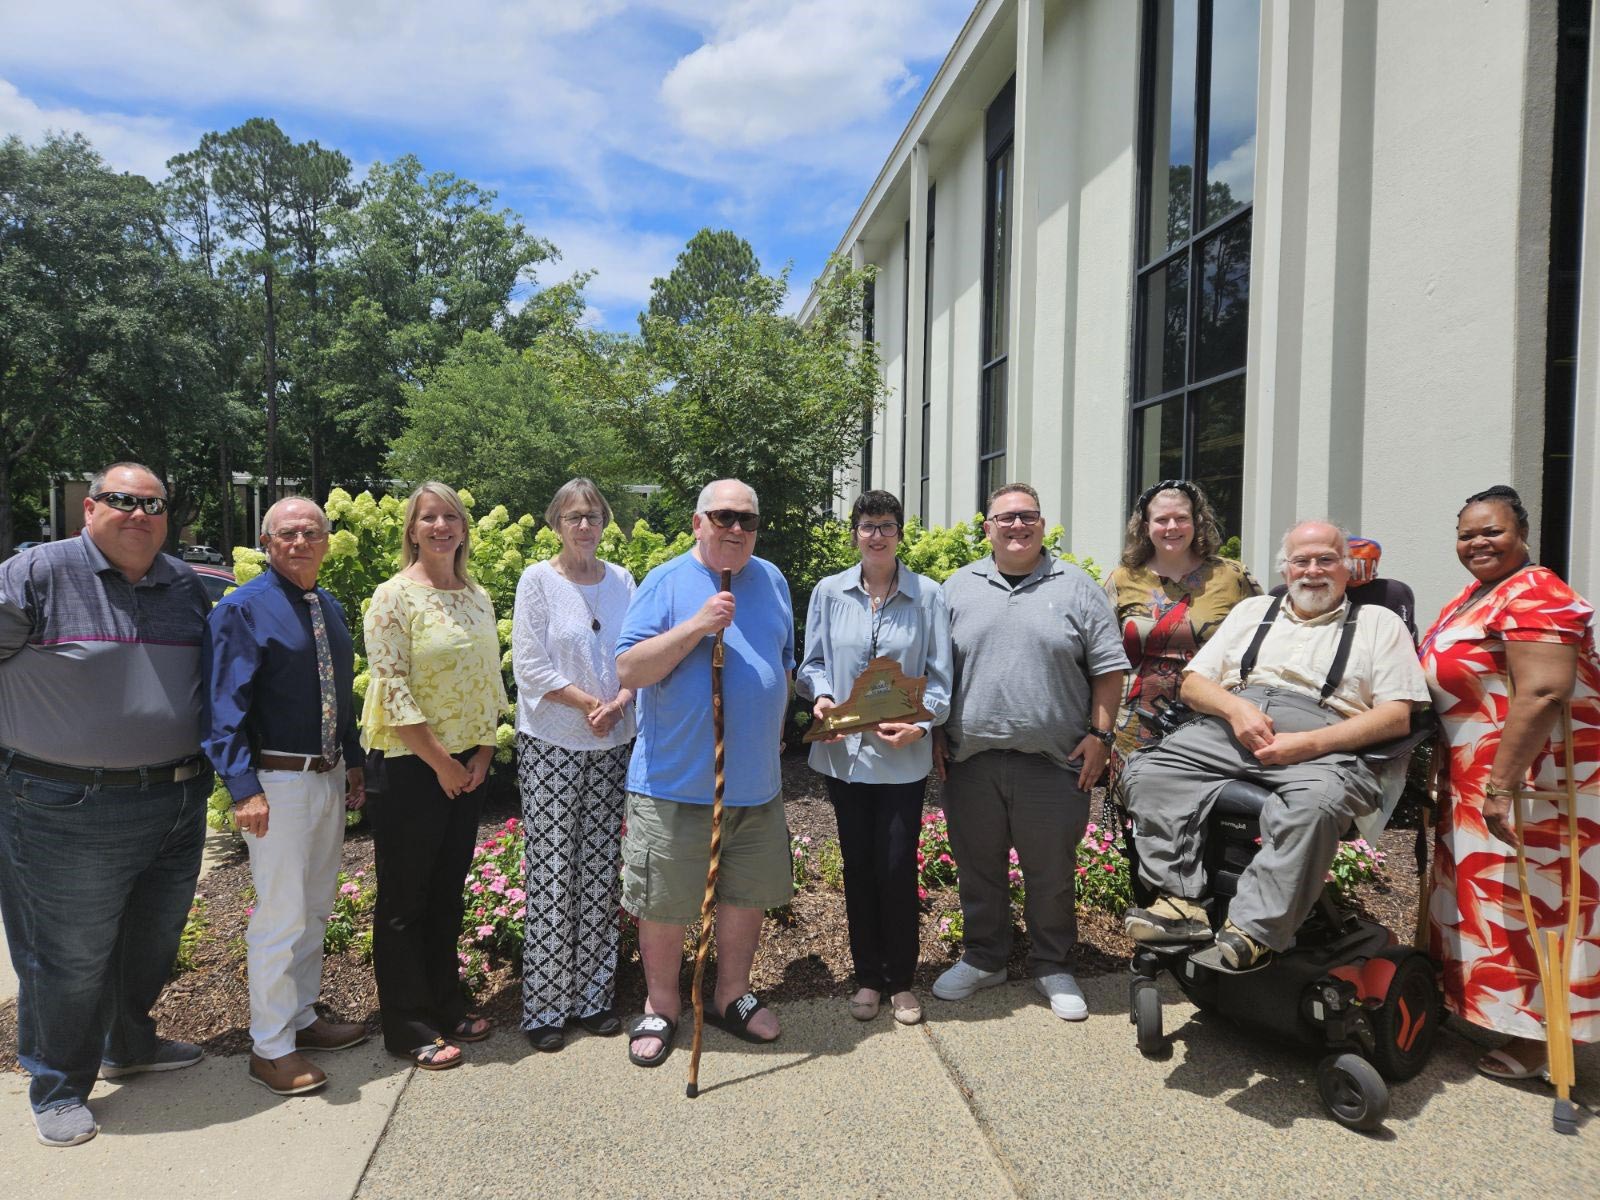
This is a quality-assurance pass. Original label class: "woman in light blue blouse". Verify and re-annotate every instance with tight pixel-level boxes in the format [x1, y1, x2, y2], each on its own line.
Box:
[797, 490, 952, 1026]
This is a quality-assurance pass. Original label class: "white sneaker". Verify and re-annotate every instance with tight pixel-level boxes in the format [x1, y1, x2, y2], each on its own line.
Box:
[932, 960, 1006, 1001]
[1035, 972, 1088, 1021]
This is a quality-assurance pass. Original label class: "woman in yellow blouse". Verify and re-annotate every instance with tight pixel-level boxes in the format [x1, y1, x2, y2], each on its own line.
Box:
[363, 482, 508, 1070]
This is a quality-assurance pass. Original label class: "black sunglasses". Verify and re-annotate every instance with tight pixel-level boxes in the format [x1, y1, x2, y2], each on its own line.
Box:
[703, 509, 760, 532]
[92, 491, 169, 516]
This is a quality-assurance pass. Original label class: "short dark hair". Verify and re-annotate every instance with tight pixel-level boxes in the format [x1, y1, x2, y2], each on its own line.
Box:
[985, 482, 1040, 513]
[90, 462, 165, 497]
[850, 489, 903, 527]
[1459, 485, 1529, 535]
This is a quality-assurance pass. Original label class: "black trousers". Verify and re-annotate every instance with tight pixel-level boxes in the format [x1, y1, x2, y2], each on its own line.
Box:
[371, 752, 481, 1053]
[824, 775, 926, 994]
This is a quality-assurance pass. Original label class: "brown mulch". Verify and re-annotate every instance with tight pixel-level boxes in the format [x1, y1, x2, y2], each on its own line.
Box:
[0, 756, 1424, 1068]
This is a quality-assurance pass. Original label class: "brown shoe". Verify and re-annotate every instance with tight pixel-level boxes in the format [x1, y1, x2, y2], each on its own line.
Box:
[249, 1052, 327, 1096]
[296, 1017, 370, 1051]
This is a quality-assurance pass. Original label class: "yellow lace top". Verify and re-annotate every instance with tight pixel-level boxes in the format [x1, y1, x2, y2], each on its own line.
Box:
[360, 575, 508, 756]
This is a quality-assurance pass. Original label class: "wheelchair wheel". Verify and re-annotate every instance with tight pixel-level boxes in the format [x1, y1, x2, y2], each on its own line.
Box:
[1317, 1053, 1389, 1131]
[1131, 978, 1164, 1055]
[1368, 950, 1439, 1082]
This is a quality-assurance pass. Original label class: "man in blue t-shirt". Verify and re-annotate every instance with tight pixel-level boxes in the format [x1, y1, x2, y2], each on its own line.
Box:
[615, 479, 794, 1067]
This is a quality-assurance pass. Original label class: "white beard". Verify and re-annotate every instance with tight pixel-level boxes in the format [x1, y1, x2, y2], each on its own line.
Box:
[1288, 578, 1343, 616]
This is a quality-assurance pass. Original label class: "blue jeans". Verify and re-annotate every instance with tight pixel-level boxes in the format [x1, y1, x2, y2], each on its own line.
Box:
[0, 759, 209, 1111]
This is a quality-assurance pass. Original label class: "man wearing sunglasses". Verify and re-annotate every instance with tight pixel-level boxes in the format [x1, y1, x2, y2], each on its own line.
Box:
[932, 483, 1128, 1023]
[615, 479, 795, 1064]
[0, 462, 213, 1146]
[202, 497, 368, 1097]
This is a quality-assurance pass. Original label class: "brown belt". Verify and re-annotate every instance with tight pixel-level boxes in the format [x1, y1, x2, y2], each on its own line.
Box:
[258, 752, 340, 774]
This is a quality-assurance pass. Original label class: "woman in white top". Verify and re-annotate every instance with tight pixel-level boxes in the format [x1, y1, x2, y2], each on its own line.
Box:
[512, 478, 636, 1052]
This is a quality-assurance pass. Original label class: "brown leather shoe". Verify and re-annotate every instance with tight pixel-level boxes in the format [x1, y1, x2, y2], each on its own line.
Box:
[249, 1052, 327, 1096]
[295, 1017, 370, 1051]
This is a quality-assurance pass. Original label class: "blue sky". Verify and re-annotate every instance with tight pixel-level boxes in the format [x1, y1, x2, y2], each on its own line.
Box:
[1, 0, 973, 331]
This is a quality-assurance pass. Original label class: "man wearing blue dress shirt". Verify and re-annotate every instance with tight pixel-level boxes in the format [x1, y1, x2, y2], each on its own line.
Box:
[203, 496, 367, 1096]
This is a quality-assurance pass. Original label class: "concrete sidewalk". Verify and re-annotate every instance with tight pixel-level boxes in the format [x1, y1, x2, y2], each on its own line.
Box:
[3, 974, 1596, 1199]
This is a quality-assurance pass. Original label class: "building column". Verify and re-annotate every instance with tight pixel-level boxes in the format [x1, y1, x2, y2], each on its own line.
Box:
[904, 142, 929, 507]
[1007, 0, 1044, 495]
[1569, 0, 1600, 603]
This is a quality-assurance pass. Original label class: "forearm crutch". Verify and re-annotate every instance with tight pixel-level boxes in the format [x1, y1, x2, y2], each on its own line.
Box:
[686, 567, 732, 1100]
[1509, 702, 1583, 1135]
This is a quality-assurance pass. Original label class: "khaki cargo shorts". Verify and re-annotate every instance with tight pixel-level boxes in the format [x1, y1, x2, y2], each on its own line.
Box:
[620, 791, 793, 924]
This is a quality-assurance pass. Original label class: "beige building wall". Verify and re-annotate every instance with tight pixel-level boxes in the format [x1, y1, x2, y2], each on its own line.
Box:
[818, 0, 1582, 623]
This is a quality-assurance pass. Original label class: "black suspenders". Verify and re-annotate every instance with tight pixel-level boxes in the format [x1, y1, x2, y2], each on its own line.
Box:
[1237, 596, 1360, 707]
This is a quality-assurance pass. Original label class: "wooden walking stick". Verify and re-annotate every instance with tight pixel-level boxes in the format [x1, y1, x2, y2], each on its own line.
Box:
[1508, 702, 1583, 1135]
[686, 567, 732, 1100]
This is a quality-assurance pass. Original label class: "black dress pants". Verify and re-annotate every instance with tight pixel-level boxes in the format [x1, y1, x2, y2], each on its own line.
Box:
[372, 752, 481, 1053]
[824, 775, 926, 994]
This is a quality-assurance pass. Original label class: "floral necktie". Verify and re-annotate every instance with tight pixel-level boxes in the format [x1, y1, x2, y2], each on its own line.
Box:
[304, 591, 339, 765]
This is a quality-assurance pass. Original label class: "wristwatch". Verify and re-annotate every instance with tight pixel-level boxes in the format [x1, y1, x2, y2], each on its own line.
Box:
[1087, 725, 1115, 747]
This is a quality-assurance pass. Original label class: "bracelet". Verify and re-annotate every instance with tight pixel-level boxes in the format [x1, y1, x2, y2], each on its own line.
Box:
[1483, 783, 1521, 800]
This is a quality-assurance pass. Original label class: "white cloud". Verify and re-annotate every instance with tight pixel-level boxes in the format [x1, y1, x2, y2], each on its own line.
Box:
[0, 78, 195, 178]
[661, 1, 967, 148]
[540, 219, 686, 317]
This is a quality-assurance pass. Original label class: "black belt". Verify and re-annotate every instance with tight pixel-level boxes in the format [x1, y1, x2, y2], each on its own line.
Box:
[1, 749, 209, 788]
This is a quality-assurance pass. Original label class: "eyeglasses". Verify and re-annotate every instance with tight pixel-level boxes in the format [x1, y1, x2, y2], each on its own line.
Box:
[855, 521, 901, 538]
[703, 509, 760, 532]
[560, 512, 604, 528]
[987, 510, 1041, 528]
[91, 491, 168, 516]
[267, 528, 329, 544]
[1286, 554, 1344, 571]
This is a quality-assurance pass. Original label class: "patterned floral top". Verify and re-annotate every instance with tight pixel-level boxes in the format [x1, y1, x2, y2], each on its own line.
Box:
[361, 575, 508, 757]
[1102, 556, 1261, 756]
[1420, 565, 1600, 1041]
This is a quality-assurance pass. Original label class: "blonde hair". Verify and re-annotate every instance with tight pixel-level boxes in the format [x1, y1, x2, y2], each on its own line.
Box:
[401, 482, 474, 585]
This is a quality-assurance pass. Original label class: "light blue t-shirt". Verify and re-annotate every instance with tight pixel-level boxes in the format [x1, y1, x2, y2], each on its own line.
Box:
[616, 552, 795, 806]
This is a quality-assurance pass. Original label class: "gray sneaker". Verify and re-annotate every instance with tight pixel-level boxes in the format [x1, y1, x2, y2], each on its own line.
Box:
[99, 1038, 204, 1079]
[932, 959, 1006, 1001]
[35, 1101, 98, 1148]
[1034, 971, 1088, 1021]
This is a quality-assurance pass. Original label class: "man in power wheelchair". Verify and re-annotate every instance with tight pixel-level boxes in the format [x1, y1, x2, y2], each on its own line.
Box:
[1120, 520, 1431, 972]
[1116, 520, 1441, 1127]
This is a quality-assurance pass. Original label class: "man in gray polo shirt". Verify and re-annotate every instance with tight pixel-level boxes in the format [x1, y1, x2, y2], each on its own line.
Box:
[0, 462, 212, 1147]
[932, 483, 1127, 1021]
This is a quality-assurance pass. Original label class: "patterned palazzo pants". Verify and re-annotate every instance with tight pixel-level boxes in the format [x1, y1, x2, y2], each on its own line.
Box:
[516, 734, 631, 1030]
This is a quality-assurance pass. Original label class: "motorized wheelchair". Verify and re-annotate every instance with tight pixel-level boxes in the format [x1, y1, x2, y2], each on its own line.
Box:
[1110, 693, 1441, 1132]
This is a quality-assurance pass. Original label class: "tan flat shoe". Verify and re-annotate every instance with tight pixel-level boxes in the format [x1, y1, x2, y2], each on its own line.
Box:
[891, 991, 923, 1026]
[849, 988, 881, 1021]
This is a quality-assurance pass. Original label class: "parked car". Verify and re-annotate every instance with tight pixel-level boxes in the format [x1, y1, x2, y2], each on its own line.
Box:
[181, 544, 225, 565]
[189, 563, 236, 603]
[11, 541, 45, 554]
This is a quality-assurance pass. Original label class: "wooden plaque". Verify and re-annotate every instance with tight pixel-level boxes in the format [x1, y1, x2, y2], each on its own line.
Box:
[803, 655, 934, 743]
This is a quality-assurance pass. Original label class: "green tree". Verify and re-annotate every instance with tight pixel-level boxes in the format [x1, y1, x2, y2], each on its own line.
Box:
[644, 228, 763, 332]
[387, 330, 622, 520]
[0, 133, 225, 555]
[621, 253, 886, 580]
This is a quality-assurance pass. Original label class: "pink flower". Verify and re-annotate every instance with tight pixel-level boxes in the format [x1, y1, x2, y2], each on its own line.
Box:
[1086, 822, 1098, 835]
[488, 878, 506, 894]
[354, 870, 366, 879]
[938, 853, 952, 864]
[244, 905, 255, 917]
[506, 887, 525, 903]
[494, 905, 509, 918]
[475, 924, 494, 938]
[513, 908, 526, 919]
[1075, 867, 1087, 877]
[505, 818, 519, 831]
[339, 882, 360, 897]
[469, 883, 485, 895]
[1102, 862, 1116, 872]
[917, 887, 929, 901]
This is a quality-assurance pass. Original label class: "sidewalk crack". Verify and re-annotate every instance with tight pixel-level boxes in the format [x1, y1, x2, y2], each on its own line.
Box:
[919, 1024, 1028, 1199]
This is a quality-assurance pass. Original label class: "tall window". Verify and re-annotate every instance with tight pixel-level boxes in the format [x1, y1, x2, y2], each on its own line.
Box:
[979, 78, 1015, 507]
[919, 184, 936, 521]
[1132, 0, 1258, 536]
[861, 277, 875, 492]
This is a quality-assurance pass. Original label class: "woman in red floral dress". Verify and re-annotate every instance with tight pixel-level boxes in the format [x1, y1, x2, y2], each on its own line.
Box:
[1420, 486, 1599, 1080]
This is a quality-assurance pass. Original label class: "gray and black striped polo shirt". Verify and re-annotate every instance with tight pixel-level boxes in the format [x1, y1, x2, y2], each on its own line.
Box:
[0, 535, 210, 769]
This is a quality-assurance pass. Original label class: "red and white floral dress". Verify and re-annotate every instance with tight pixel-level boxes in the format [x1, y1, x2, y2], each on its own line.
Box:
[1420, 566, 1600, 1042]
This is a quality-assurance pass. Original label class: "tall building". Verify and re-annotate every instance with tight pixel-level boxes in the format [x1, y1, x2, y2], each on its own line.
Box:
[806, 0, 1596, 620]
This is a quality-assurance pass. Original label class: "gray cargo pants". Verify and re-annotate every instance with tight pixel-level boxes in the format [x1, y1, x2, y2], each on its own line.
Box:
[1118, 685, 1382, 952]
[944, 750, 1089, 975]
